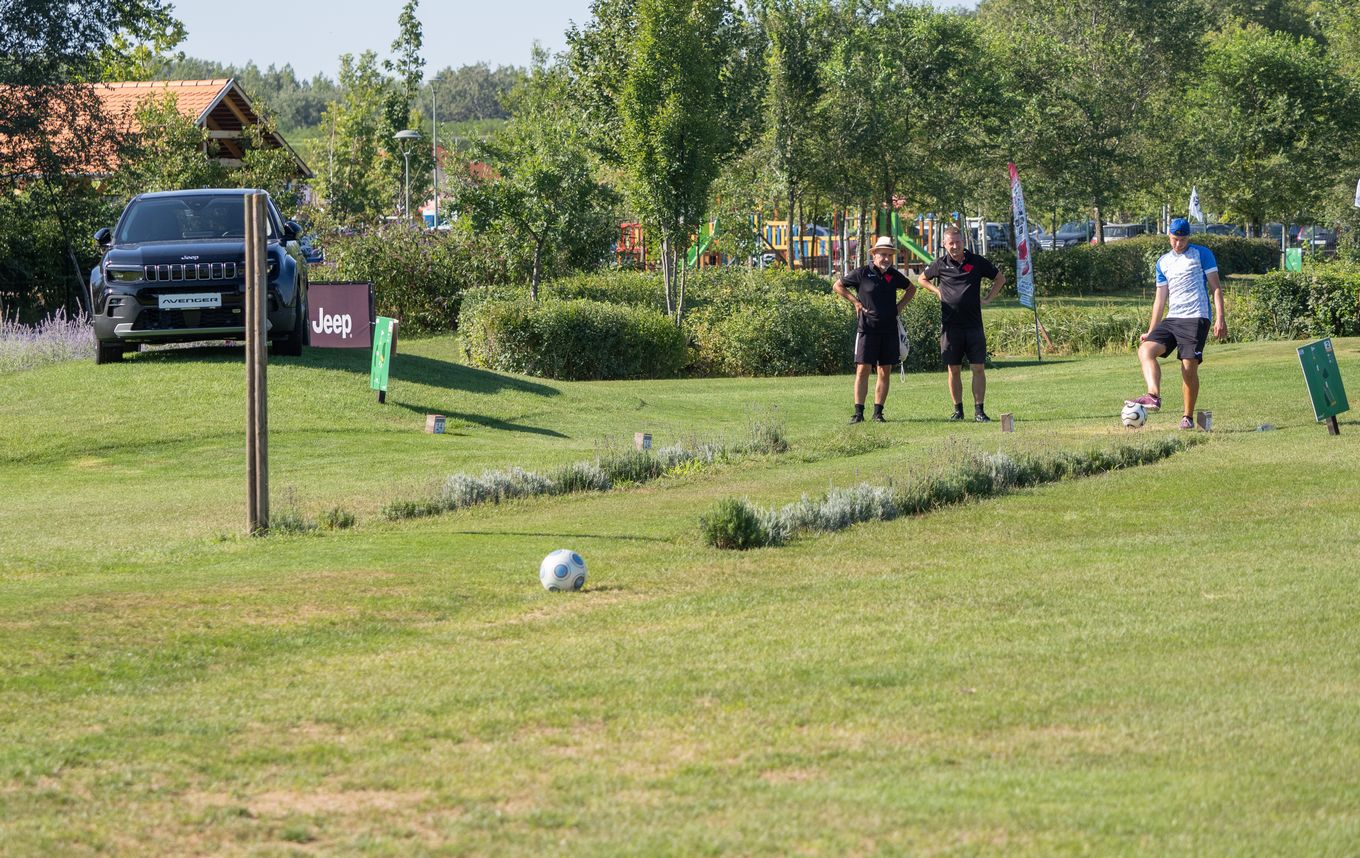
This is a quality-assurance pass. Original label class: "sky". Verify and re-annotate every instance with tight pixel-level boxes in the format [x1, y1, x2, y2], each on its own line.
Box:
[174, 0, 597, 80]
[174, 0, 981, 81]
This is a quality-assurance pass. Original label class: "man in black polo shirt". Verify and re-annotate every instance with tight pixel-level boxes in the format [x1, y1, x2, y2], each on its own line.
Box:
[918, 225, 1005, 422]
[832, 236, 916, 423]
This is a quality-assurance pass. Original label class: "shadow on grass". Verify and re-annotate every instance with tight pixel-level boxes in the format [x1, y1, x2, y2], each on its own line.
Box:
[450, 530, 668, 543]
[134, 344, 561, 397]
[392, 404, 568, 437]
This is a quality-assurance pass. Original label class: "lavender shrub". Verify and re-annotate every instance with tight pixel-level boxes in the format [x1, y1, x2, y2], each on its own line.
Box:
[0, 309, 94, 373]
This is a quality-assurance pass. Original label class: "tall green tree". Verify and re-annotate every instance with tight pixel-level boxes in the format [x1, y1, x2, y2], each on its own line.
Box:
[453, 51, 618, 297]
[571, 0, 763, 321]
[758, 0, 828, 252]
[979, 0, 1202, 241]
[1185, 25, 1360, 235]
[315, 51, 392, 226]
[0, 0, 184, 315]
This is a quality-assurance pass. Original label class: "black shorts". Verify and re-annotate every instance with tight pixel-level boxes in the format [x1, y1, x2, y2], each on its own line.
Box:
[854, 327, 899, 367]
[940, 325, 986, 366]
[1147, 317, 1209, 362]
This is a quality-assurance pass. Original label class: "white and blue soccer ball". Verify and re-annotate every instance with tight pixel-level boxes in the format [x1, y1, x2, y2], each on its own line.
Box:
[1121, 402, 1147, 428]
[539, 549, 587, 592]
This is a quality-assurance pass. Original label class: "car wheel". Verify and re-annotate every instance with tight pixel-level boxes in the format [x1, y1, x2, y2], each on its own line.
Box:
[273, 293, 305, 357]
[94, 336, 124, 364]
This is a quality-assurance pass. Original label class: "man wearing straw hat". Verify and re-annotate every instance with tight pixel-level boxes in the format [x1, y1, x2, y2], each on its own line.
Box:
[832, 236, 917, 423]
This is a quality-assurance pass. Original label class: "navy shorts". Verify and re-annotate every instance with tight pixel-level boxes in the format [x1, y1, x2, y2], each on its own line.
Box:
[941, 325, 986, 366]
[855, 327, 899, 367]
[1147, 317, 1209, 362]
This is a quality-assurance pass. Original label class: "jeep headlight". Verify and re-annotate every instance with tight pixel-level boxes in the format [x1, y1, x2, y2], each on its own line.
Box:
[106, 266, 142, 283]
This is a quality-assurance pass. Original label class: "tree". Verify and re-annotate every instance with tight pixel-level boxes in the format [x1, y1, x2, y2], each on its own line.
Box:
[571, 0, 763, 322]
[0, 0, 185, 316]
[758, 0, 827, 256]
[315, 52, 392, 226]
[1185, 25, 1360, 234]
[453, 51, 618, 297]
[978, 0, 1203, 241]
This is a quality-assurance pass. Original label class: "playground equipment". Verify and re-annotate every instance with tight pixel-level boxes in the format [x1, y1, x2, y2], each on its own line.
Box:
[613, 206, 953, 274]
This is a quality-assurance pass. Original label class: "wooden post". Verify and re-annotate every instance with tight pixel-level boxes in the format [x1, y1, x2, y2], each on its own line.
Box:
[245, 192, 270, 534]
[1327, 415, 1341, 435]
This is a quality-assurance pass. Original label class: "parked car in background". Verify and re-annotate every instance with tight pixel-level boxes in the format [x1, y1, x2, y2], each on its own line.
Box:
[1190, 223, 1245, 237]
[1094, 223, 1147, 243]
[1040, 220, 1093, 250]
[1297, 226, 1337, 254]
[89, 189, 309, 364]
[298, 233, 324, 264]
[966, 220, 1013, 254]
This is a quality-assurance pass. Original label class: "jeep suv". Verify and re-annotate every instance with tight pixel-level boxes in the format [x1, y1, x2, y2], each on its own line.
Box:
[89, 189, 308, 364]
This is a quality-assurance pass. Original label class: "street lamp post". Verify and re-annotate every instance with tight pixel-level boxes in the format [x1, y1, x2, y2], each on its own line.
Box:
[393, 129, 421, 223]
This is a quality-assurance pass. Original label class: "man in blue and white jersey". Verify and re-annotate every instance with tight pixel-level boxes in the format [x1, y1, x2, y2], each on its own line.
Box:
[1126, 218, 1228, 429]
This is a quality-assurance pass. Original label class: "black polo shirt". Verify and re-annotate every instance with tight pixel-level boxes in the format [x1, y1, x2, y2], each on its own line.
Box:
[923, 250, 999, 328]
[840, 263, 908, 332]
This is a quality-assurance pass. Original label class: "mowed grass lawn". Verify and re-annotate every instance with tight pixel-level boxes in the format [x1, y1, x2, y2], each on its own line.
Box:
[2, 335, 1358, 855]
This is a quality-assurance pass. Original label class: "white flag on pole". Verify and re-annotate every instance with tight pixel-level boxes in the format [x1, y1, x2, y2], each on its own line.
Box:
[1189, 186, 1204, 223]
[1008, 162, 1035, 310]
[1354, 177, 1360, 208]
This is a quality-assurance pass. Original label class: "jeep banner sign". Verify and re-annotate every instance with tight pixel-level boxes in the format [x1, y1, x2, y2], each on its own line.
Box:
[307, 282, 374, 348]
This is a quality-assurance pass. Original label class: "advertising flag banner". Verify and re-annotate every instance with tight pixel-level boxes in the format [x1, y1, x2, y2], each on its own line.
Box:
[370, 316, 397, 393]
[1189, 186, 1204, 223]
[1008, 162, 1035, 309]
[1354, 177, 1360, 208]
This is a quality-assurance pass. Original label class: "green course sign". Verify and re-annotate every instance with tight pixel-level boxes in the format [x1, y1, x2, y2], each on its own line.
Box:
[1297, 338, 1349, 425]
[370, 316, 397, 398]
[1284, 247, 1303, 272]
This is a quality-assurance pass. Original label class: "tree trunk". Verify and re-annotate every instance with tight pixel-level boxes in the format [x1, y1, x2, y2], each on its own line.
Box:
[676, 244, 687, 326]
[857, 202, 868, 268]
[530, 239, 543, 302]
[1093, 205, 1104, 244]
[787, 183, 796, 269]
[661, 232, 674, 317]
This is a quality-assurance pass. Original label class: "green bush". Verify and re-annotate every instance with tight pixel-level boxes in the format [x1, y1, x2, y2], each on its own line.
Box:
[989, 306, 1145, 355]
[324, 223, 511, 335]
[458, 297, 687, 380]
[990, 234, 1276, 296]
[700, 498, 771, 550]
[686, 292, 854, 376]
[1234, 261, 1360, 340]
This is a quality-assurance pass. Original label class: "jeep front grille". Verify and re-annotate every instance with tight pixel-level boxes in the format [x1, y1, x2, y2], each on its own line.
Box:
[145, 262, 237, 281]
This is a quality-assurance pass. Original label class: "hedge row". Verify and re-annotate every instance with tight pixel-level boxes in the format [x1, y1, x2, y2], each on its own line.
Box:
[458, 268, 944, 380]
[1233, 260, 1360, 341]
[457, 298, 687, 380]
[989, 234, 1277, 295]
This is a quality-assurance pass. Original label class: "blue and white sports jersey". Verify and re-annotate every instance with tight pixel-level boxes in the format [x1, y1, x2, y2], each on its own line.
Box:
[1155, 244, 1218, 319]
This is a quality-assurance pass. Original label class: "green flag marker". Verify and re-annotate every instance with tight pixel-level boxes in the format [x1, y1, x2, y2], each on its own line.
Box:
[1284, 247, 1303, 272]
[370, 316, 397, 402]
[1297, 337, 1349, 434]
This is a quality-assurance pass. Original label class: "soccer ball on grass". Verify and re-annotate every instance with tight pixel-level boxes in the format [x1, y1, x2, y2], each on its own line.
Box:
[539, 549, 587, 592]
[1121, 402, 1147, 428]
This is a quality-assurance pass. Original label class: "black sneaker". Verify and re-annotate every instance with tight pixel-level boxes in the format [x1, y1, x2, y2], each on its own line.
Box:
[871, 413, 886, 422]
[949, 411, 964, 421]
[849, 413, 864, 424]
[974, 411, 991, 423]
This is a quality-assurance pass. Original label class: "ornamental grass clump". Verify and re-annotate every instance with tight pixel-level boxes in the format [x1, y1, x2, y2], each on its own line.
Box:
[700, 498, 772, 550]
[0, 309, 93, 373]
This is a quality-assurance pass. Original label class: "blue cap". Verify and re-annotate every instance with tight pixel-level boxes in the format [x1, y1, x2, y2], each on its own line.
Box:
[1169, 218, 1191, 236]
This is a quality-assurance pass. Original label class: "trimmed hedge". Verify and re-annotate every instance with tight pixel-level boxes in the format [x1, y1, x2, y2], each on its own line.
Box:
[1233, 260, 1360, 341]
[461, 267, 942, 379]
[989, 234, 1277, 296]
[457, 297, 686, 380]
[686, 292, 853, 377]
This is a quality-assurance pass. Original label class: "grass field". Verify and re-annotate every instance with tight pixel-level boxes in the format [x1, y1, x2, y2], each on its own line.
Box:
[2, 336, 1358, 855]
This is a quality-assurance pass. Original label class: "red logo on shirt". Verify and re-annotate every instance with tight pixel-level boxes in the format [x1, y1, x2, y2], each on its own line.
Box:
[962, 263, 974, 273]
